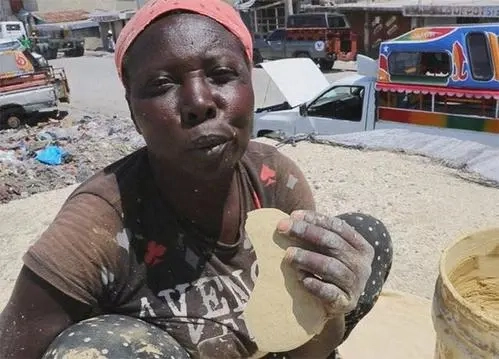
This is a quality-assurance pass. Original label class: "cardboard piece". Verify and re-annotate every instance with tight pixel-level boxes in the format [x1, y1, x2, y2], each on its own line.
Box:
[244, 208, 327, 353]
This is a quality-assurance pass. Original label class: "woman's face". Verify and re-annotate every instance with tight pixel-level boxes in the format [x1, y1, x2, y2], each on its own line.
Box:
[124, 13, 254, 178]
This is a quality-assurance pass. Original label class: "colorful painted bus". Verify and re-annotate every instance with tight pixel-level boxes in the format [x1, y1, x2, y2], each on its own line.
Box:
[377, 25, 499, 137]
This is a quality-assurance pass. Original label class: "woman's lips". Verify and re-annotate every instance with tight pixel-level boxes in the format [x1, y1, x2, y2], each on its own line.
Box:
[188, 133, 233, 160]
[200, 141, 229, 157]
[190, 134, 232, 150]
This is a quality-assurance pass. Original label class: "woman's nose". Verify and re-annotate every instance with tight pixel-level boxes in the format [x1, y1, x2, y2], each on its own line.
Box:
[180, 77, 217, 127]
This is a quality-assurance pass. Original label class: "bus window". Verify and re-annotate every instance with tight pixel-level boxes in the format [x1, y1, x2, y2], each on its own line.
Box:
[388, 52, 450, 77]
[466, 32, 493, 81]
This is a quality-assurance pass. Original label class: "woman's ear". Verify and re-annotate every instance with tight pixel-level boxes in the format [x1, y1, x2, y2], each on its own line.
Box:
[126, 93, 143, 135]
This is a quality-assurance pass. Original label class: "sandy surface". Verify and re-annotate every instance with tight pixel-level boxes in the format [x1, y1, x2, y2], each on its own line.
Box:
[0, 184, 77, 301]
[2, 139, 499, 308]
[275, 140, 499, 297]
[339, 291, 435, 357]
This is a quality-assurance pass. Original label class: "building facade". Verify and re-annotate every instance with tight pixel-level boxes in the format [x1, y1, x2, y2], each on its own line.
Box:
[16, 0, 138, 13]
[242, 0, 296, 34]
[7, 0, 499, 56]
[1, 0, 14, 20]
[328, 1, 499, 57]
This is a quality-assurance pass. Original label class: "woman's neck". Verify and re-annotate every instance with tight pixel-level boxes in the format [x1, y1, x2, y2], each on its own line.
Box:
[150, 159, 238, 239]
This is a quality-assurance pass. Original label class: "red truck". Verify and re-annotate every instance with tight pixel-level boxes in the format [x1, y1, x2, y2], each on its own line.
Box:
[253, 12, 358, 71]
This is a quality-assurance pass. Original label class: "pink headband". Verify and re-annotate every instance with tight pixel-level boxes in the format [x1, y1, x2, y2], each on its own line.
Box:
[114, 0, 253, 82]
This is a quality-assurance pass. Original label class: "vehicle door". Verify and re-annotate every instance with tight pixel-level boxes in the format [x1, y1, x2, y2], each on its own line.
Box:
[262, 29, 286, 60]
[1, 22, 25, 40]
[305, 85, 368, 135]
[0, 23, 7, 39]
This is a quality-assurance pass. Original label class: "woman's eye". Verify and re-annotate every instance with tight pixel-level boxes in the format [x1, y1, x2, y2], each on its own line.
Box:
[210, 68, 237, 83]
[148, 77, 174, 90]
[156, 78, 173, 86]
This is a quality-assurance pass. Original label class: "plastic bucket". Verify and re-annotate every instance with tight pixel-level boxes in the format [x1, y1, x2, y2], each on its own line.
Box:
[432, 228, 499, 358]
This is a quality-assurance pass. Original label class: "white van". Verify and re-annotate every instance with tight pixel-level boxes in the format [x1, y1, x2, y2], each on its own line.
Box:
[0, 21, 27, 40]
[253, 57, 499, 148]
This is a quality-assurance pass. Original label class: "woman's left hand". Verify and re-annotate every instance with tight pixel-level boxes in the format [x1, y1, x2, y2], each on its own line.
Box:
[277, 210, 375, 317]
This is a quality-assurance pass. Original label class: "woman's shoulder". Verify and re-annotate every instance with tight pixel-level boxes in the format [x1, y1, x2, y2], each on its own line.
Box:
[244, 140, 300, 173]
[67, 147, 149, 212]
[245, 139, 278, 155]
[20, 150, 151, 307]
[243, 140, 315, 212]
[245, 140, 286, 163]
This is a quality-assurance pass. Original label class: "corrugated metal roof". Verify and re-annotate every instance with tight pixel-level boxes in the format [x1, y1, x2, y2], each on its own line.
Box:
[32, 9, 89, 24]
[33, 20, 99, 31]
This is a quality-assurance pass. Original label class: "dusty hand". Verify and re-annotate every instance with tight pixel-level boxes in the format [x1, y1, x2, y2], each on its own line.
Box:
[277, 210, 374, 317]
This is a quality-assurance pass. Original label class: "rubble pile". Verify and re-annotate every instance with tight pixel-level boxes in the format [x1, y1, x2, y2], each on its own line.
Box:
[0, 114, 145, 203]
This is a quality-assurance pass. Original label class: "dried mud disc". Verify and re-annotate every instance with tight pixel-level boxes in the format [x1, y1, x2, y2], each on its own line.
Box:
[244, 208, 327, 353]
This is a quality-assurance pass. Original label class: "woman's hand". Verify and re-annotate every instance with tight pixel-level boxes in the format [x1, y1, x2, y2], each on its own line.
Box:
[277, 210, 375, 317]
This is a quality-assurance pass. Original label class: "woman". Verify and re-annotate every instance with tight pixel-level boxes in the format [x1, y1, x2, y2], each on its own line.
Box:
[0, 0, 392, 358]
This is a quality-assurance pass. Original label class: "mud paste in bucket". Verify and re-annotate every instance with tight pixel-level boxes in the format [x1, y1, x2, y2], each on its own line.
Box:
[432, 228, 499, 358]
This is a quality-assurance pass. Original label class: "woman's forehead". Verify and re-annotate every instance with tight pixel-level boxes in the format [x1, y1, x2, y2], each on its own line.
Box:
[123, 13, 247, 78]
[132, 13, 243, 58]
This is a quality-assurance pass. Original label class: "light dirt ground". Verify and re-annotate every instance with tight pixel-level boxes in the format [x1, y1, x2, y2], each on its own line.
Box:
[0, 56, 497, 356]
[4, 136, 498, 306]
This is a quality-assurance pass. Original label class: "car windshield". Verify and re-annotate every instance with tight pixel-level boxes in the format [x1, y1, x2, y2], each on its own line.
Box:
[0, 41, 21, 51]
[309, 86, 357, 107]
[267, 29, 285, 41]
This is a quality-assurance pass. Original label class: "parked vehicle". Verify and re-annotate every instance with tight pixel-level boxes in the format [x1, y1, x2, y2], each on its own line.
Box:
[254, 28, 334, 68]
[0, 48, 70, 129]
[253, 12, 357, 71]
[0, 21, 27, 40]
[30, 24, 85, 60]
[0, 38, 49, 67]
[253, 24, 499, 148]
[0, 38, 23, 51]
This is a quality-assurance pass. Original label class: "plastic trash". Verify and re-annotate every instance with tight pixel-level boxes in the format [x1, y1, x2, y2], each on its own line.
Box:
[36, 132, 55, 142]
[0, 150, 18, 163]
[35, 145, 67, 165]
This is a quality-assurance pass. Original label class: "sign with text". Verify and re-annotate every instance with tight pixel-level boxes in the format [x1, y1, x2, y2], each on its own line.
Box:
[403, 5, 499, 18]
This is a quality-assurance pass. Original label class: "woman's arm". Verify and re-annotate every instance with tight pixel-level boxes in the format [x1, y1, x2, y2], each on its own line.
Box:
[0, 267, 91, 358]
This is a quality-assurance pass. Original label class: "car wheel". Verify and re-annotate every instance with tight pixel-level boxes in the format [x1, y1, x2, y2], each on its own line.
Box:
[319, 59, 335, 71]
[1, 109, 23, 129]
[253, 49, 263, 66]
[295, 52, 310, 58]
[257, 130, 280, 139]
[46, 48, 58, 60]
[75, 47, 85, 57]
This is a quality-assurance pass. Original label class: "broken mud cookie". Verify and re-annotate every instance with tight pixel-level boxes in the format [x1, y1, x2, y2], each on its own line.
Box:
[244, 208, 327, 353]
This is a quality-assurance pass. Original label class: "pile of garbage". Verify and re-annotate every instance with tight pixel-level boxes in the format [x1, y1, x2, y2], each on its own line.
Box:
[0, 113, 145, 203]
